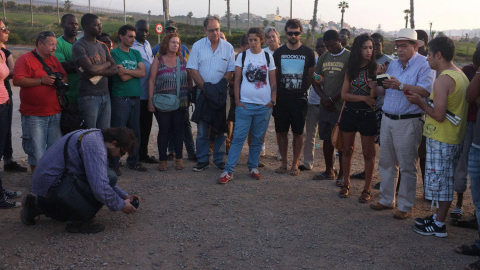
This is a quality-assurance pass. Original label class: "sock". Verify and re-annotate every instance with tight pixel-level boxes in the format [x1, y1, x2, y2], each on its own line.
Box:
[433, 214, 437, 221]
[434, 220, 445, 227]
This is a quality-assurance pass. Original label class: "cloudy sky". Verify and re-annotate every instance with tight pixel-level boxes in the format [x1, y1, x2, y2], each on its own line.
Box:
[91, 0, 479, 33]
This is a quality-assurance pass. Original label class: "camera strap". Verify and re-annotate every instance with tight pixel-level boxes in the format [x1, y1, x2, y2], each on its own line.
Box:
[31, 50, 69, 109]
[31, 50, 55, 76]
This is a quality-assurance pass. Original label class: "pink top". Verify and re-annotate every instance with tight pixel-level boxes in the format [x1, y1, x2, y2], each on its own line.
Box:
[0, 50, 9, 104]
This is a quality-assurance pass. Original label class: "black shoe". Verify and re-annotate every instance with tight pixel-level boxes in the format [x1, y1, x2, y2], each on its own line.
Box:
[0, 196, 21, 209]
[167, 153, 175, 160]
[188, 155, 198, 161]
[3, 188, 22, 198]
[214, 162, 226, 170]
[66, 221, 105, 234]
[350, 171, 365, 179]
[373, 182, 381, 190]
[21, 194, 41, 225]
[140, 156, 160, 164]
[413, 222, 447, 237]
[192, 161, 210, 172]
[4, 161, 27, 172]
[415, 215, 434, 226]
[298, 165, 311, 171]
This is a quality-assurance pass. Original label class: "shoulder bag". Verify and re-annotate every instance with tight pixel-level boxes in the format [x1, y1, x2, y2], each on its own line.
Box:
[153, 56, 181, 112]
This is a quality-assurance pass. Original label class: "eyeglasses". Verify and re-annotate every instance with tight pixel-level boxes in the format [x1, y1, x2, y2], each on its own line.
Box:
[0, 26, 8, 33]
[394, 43, 410, 50]
[286, 31, 301, 36]
[38, 31, 56, 38]
[206, 28, 220, 33]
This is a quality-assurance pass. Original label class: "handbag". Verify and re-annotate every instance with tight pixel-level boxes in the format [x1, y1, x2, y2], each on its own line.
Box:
[331, 101, 346, 150]
[60, 106, 86, 135]
[53, 130, 103, 221]
[153, 56, 181, 112]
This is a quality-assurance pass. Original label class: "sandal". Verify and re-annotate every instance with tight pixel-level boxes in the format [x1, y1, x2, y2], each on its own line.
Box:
[175, 159, 185, 170]
[454, 244, 480, 256]
[158, 161, 167, 171]
[358, 190, 371, 203]
[338, 186, 350, 198]
[312, 172, 335, 181]
[290, 168, 300, 176]
[335, 179, 344, 187]
[275, 166, 288, 174]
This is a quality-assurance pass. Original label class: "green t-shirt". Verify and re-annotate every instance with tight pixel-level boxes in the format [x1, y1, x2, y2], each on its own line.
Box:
[315, 49, 350, 111]
[111, 47, 143, 97]
[55, 36, 79, 104]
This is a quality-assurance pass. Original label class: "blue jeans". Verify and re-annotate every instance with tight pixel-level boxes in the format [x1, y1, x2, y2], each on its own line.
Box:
[109, 96, 141, 168]
[168, 109, 195, 157]
[196, 120, 227, 165]
[469, 145, 480, 248]
[78, 94, 111, 129]
[225, 103, 272, 173]
[21, 113, 62, 165]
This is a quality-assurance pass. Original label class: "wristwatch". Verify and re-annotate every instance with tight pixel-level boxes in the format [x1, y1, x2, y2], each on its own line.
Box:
[399, 83, 404, 91]
[270, 100, 276, 106]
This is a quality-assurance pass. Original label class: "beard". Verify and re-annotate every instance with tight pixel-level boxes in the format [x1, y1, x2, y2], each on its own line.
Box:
[287, 38, 299, 45]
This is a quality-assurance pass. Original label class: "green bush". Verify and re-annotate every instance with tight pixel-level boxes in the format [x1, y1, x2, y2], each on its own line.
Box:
[7, 32, 21, 44]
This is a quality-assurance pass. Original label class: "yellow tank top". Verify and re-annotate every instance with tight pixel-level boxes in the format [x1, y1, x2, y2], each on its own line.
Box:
[423, 70, 468, 144]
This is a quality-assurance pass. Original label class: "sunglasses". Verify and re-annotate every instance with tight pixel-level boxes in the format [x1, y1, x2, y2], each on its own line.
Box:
[286, 31, 301, 36]
[0, 26, 8, 33]
[38, 31, 56, 38]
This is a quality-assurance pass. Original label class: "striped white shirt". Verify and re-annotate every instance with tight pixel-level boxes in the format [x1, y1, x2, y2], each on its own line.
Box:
[382, 53, 436, 115]
[186, 37, 235, 84]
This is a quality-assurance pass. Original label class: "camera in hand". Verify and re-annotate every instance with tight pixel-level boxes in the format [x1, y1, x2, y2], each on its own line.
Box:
[131, 198, 139, 209]
[52, 72, 69, 95]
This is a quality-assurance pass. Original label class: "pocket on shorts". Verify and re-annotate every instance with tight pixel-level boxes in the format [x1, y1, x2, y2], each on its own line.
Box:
[426, 165, 444, 192]
[21, 117, 35, 157]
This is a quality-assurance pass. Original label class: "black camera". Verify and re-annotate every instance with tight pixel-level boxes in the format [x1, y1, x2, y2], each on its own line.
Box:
[131, 199, 139, 209]
[52, 72, 69, 95]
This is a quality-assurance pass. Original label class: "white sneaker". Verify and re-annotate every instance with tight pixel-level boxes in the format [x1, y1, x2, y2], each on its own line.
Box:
[260, 143, 266, 157]
[276, 146, 282, 161]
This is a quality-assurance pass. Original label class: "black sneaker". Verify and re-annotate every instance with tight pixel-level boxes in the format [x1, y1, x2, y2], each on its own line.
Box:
[0, 196, 21, 209]
[21, 194, 41, 225]
[4, 161, 27, 172]
[413, 222, 447, 237]
[140, 156, 160, 164]
[415, 215, 434, 226]
[298, 165, 311, 171]
[66, 221, 105, 234]
[214, 162, 226, 171]
[3, 188, 22, 198]
[192, 161, 210, 172]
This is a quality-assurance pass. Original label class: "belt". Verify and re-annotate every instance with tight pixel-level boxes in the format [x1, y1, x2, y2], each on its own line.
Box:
[384, 113, 423, 120]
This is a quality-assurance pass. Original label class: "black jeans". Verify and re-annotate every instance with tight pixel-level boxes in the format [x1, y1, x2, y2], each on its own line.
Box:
[0, 103, 9, 192]
[154, 109, 186, 161]
[139, 99, 154, 160]
[37, 168, 117, 222]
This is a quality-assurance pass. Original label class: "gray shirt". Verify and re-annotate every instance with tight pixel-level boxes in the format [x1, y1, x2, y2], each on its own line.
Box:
[72, 38, 110, 96]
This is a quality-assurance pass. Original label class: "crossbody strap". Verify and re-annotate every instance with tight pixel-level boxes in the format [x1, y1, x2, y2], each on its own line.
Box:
[31, 50, 54, 76]
[176, 56, 181, 98]
[337, 101, 346, 123]
[63, 130, 101, 176]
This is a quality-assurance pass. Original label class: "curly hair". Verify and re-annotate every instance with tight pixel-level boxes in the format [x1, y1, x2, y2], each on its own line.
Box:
[159, 33, 181, 57]
[102, 127, 136, 155]
[247, 27, 264, 44]
[347, 34, 377, 80]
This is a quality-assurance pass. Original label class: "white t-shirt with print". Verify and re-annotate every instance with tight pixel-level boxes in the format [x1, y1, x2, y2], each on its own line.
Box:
[235, 49, 276, 105]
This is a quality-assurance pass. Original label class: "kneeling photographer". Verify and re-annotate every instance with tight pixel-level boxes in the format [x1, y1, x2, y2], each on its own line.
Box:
[21, 127, 141, 234]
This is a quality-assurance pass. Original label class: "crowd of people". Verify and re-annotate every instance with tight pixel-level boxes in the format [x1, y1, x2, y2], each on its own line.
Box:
[0, 12, 479, 268]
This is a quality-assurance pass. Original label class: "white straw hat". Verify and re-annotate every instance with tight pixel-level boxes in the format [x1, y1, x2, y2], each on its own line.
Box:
[394, 28, 425, 47]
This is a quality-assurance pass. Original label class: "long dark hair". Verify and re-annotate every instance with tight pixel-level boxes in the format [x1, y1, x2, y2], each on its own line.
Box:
[347, 34, 376, 80]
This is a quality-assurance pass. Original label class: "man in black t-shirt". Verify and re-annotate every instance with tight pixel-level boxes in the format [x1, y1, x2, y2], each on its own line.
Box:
[272, 19, 315, 176]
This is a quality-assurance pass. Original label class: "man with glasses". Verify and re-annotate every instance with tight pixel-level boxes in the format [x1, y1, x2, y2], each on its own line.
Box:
[311, 30, 349, 182]
[109, 24, 147, 175]
[272, 19, 315, 176]
[13, 31, 67, 173]
[72, 13, 118, 129]
[370, 28, 436, 220]
[21, 127, 141, 234]
[187, 16, 235, 172]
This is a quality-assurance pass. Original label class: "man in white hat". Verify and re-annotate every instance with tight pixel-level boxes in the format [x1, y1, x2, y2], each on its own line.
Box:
[370, 28, 436, 219]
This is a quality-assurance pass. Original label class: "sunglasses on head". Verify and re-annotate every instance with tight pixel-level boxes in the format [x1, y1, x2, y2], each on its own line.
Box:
[38, 31, 56, 38]
[286, 31, 301, 37]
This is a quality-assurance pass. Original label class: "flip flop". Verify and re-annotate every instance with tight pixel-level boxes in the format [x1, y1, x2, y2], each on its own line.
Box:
[290, 169, 300, 176]
[312, 172, 335, 180]
[275, 166, 288, 174]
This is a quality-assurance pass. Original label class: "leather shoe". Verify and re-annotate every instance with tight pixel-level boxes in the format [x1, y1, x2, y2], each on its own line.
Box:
[370, 202, 394, 211]
[393, 210, 412, 220]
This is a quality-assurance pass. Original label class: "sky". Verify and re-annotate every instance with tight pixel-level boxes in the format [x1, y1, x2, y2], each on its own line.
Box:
[92, 0, 479, 33]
